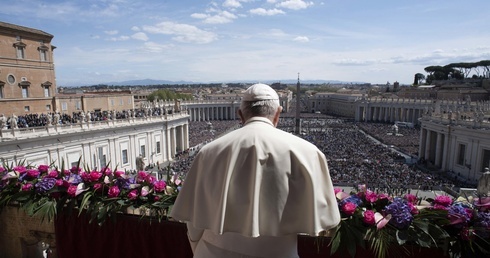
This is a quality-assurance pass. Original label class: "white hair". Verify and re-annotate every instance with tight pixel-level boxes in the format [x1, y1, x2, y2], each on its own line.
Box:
[240, 99, 280, 121]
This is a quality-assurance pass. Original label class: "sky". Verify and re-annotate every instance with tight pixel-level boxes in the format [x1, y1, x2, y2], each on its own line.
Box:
[2, 0, 490, 87]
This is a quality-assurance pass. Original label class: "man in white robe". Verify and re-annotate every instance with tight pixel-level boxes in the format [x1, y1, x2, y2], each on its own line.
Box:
[170, 83, 340, 258]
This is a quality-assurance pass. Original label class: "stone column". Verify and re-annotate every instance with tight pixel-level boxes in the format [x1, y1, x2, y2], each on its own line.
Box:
[435, 132, 443, 167]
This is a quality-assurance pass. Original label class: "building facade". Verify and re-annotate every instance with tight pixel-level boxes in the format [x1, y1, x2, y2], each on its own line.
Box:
[0, 112, 190, 172]
[0, 22, 56, 115]
[418, 110, 490, 184]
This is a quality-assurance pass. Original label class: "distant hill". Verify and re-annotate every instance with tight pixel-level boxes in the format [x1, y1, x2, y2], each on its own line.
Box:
[61, 78, 369, 87]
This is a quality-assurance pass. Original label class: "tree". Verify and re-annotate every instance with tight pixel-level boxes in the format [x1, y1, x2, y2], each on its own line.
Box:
[413, 73, 425, 85]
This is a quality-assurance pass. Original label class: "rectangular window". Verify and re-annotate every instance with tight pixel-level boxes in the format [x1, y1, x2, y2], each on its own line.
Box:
[122, 149, 128, 164]
[0, 86, 3, 99]
[156, 141, 161, 154]
[140, 145, 146, 158]
[46, 104, 51, 111]
[44, 86, 50, 97]
[111, 99, 115, 106]
[457, 144, 466, 166]
[21, 86, 29, 98]
[17, 47, 25, 59]
[482, 149, 490, 172]
[40, 49, 47, 61]
[120, 98, 123, 105]
[98, 147, 107, 168]
[75, 101, 81, 110]
[61, 102, 68, 111]
[24, 106, 30, 111]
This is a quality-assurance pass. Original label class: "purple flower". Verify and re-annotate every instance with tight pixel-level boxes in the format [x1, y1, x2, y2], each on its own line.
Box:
[476, 212, 490, 229]
[35, 177, 57, 193]
[339, 195, 363, 207]
[65, 174, 83, 185]
[448, 203, 472, 227]
[383, 197, 413, 229]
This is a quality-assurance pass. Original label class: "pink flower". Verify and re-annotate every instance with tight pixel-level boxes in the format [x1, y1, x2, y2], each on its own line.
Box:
[404, 194, 417, 204]
[153, 181, 166, 192]
[137, 171, 148, 182]
[128, 190, 138, 200]
[101, 167, 112, 176]
[26, 169, 40, 178]
[70, 166, 81, 174]
[47, 170, 59, 178]
[475, 197, 490, 212]
[55, 179, 64, 186]
[365, 191, 378, 203]
[63, 169, 71, 176]
[22, 183, 33, 191]
[93, 183, 103, 191]
[88, 171, 103, 182]
[146, 175, 156, 184]
[341, 202, 357, 216]
[377, 193, 389, 200]
[0, 167, 5, 173]
[108, 186, 120, 198]
[334, 188, 342, 195]
[38, 165, 50, 173]
[114, 170, 125, 178]
[408, 202, 419, 215]
[363, 210, 376, 225]
[154, 196, 161, 201]
[13, 166, 27, 174]
[434, 195, 452, 207]
[67, 185, 78, 197]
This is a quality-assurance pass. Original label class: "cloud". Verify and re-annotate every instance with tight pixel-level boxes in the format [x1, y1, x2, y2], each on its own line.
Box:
[131, 32, 149, 41]
[223, 0, 242, 8]
[293, 36, 309, 42]
[276, 0, 314, 10]
[142, 22, 218, 44]
[191, 10, 238, 24]
[249, 8, 285, 16]
[333, 58, 377, 66]
[140, 42, 173, 53]
[131, 26, 140, 31]
[108, 35, 130, 41]
[104, 30, 119, 35]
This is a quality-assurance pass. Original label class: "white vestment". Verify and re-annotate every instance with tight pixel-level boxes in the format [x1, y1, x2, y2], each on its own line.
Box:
[170, 117, 340, 257]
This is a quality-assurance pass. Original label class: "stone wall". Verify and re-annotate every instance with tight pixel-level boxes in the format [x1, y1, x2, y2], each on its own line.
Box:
[0, 205, 56, 258]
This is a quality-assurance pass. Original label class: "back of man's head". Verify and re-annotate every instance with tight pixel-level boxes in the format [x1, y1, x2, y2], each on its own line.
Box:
[240, 83, 280, 121]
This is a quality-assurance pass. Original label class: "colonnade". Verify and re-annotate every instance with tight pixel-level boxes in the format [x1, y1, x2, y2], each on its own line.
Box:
[186, 104, 239, 121]
[355, 98, 432, 124]
[418, 116, 490, 182]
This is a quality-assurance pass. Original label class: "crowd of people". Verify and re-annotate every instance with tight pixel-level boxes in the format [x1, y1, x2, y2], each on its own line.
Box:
[1, 106, 474, 191]
[165, 112, 471, 193]
[0, 107, 175, 129]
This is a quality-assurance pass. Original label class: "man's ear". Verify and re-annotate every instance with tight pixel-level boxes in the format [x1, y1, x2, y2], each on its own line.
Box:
[272, 106, 282, 127]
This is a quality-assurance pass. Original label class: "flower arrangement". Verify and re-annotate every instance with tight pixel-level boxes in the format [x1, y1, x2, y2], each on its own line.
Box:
[0, 161, 182, 225]
[328, 184, 490, 258]
[2, 162, 490, 258]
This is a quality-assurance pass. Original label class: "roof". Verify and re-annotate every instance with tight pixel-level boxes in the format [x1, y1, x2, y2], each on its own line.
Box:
[0, 21, 53, 38]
